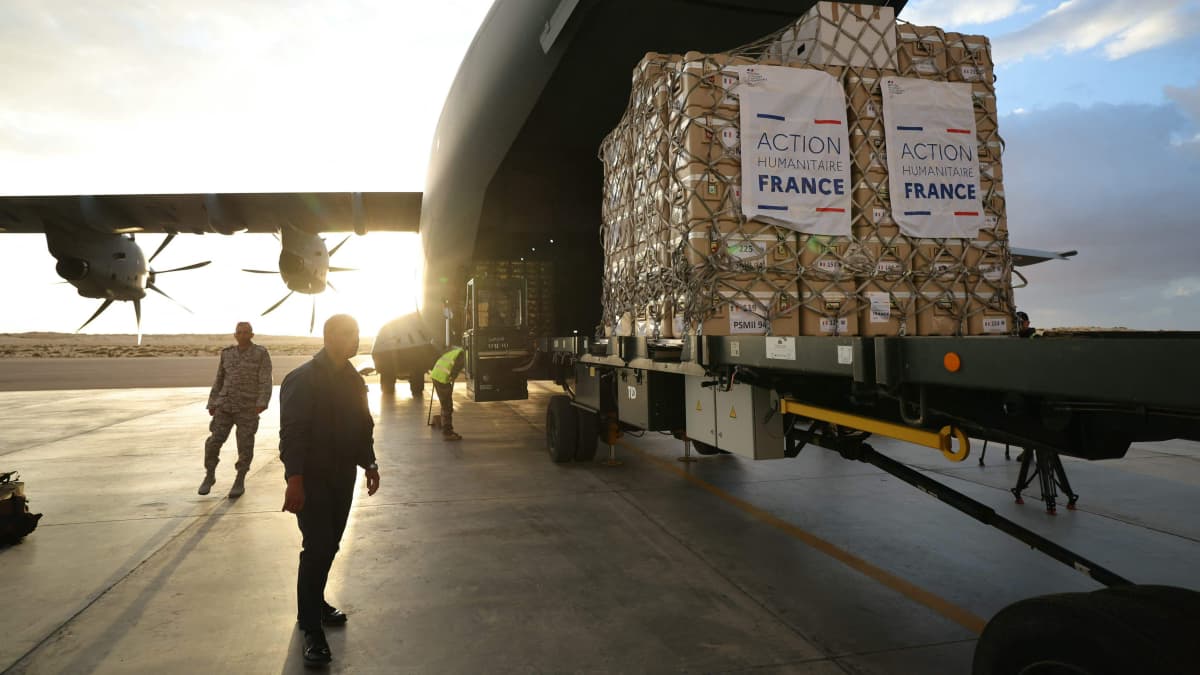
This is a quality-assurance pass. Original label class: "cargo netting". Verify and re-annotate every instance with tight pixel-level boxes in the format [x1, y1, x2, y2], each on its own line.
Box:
[599, 3, 1017, 338]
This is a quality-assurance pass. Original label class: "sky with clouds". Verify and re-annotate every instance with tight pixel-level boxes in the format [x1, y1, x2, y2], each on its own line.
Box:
[1, 0, 1198, 334]
[902, 0, 1200, 330]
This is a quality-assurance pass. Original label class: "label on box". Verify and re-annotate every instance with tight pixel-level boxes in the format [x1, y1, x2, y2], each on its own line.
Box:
[766, 336, 797, 361]
[873, 206, 892, 224]
[933, 260, 957, 277]
[876, 260, 903, 275]
[816, 258, 842, 274]
[720, 126, 740, 150]
[868, 292, 892, 323]
[912, 58, 940, 75]
[837, 345, 853, 364]
[980, 262, 1003, 281]
[721, 72, 739, 104]
[729, 340, 741, 356]
[727, 240, 766, 260]
[983, 317, 1008, 334]
[821, 317, 850, 334]
[730, 304, 769, 334]
[986, 214, 1000, 229]
[959, 65, 983, 82]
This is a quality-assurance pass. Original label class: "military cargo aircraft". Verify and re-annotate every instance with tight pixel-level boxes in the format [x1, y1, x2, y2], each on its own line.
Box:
[0, 193, 420, 334]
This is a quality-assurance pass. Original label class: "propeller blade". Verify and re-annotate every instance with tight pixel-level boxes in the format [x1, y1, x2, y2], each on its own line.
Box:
[328, 235, 352, 257]
[310, 296, 316, 334]
[148, 233, 176, 264]
[327, 266, 357, 272]
[326, 279, 338, 293]
[242, 269, 278, 274]
[153, 261, 212, 274]
[148, 282, 194, 313]
[262, 290, 294, 317]
[77, 299, 115, 332]
[134, 298, 142, 346]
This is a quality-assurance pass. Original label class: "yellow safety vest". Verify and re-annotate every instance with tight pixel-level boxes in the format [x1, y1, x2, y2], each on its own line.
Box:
[431, 348, 464, 384]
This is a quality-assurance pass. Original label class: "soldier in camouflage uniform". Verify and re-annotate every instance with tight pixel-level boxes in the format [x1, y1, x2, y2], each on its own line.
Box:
[199, 322, 273, 498]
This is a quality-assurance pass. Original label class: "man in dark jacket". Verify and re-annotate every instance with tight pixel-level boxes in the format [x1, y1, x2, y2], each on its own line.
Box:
[279, 314, 381, 667]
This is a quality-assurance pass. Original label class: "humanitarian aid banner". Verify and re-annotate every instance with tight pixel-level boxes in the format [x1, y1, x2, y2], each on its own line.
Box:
[735, 65, 851, 236]
[882, 77, 983, 238]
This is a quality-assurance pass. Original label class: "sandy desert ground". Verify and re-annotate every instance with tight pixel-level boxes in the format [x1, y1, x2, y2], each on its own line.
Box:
[0, 332, 373, 358]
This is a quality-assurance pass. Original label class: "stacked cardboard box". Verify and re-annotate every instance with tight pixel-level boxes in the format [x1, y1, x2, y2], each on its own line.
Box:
[599, 2, 1014, 338]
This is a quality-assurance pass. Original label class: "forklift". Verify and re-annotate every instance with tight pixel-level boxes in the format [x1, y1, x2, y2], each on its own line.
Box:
[462, 276, 533, 402]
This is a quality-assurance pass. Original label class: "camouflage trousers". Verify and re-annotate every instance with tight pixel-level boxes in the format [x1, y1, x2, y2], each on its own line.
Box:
[204, 408, 260, 473]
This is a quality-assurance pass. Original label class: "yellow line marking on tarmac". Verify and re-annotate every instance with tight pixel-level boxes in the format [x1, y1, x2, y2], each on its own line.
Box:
[619, 439, 988, 636]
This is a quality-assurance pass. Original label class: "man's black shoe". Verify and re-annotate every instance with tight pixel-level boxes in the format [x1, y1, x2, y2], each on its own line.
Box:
[303, 629, 332, 666]
[321, 602, 348, 626]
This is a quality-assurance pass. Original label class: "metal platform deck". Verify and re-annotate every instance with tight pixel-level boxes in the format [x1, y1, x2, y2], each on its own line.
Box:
[1, 359, 1198, 673]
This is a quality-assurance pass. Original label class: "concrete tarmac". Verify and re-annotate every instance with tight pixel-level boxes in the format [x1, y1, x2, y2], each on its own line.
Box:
[0, 357, 1198, 673]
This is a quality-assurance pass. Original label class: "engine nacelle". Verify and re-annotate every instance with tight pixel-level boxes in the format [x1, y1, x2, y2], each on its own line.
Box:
[55, 258, 90, 281]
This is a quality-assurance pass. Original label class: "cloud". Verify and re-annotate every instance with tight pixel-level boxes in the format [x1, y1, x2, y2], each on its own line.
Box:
[994, 0, 1200, 63]
[1003, 97, 1200, 329]
[1164, 277, 1200, 298]
[1165, 81, 1200, 151]
[900, 0, 1032, 27]
[0, 1, 494, 193]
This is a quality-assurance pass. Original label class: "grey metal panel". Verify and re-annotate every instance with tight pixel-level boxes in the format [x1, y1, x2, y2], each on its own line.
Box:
[714, 384, 785, 460]
[703, 335, 866, 379]
[574, 361, 602, 411]
[685, 375, 717, 447]
[616, 367, 684, 431]
[878, 336, 1200, 411]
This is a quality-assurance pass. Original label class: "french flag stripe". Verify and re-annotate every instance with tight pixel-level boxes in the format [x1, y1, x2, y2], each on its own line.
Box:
[757, 113, 786, 121]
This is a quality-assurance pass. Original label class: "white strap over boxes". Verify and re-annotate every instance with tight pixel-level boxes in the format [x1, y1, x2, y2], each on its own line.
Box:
[736, 65, 851, 236]
[881, 77, 984, 238]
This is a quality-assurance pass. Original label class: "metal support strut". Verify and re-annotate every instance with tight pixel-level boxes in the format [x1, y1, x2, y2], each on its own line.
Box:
[787, 427, 1131, 587]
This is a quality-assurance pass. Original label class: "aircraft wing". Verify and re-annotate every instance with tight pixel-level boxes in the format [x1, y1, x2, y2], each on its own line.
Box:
[0, 192, 420, 235]
[1011, 248, 1078, 267]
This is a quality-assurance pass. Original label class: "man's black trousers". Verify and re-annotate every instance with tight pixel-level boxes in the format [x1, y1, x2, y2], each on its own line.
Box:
[295, 470, 355, 630]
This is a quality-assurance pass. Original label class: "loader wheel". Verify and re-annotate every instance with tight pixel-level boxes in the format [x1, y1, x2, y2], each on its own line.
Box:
[576, 408, 599, 462]
[546, 395, 579, 463]
[972, 585, 1200, 675]
[380, 371, 396, 395]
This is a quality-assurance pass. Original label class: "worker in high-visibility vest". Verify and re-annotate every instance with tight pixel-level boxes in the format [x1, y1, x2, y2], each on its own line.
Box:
[430, 344, 467, 441]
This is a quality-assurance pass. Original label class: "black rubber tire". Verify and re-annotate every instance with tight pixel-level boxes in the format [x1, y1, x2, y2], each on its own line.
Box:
[409, 372, 425, 397]
[691, 440, 722, 455]
[380, 371, 396, 395]
[546, 395, 579, 463]
[973, 585, 1200, 675]
[575, 408, 599, 462]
